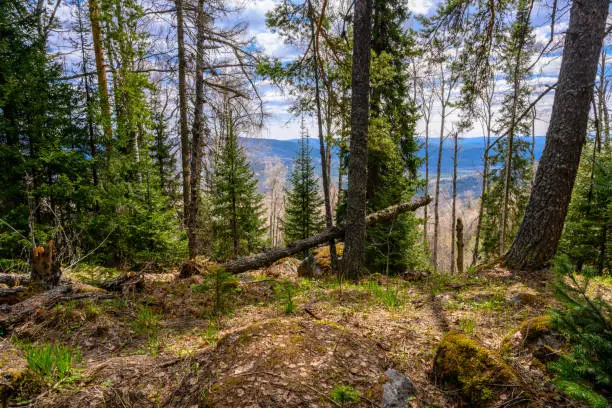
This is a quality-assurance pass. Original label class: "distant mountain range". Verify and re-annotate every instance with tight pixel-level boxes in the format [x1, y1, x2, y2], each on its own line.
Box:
[241, 136, 546, 198]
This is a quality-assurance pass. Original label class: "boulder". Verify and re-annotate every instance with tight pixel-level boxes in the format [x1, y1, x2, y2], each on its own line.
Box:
[382, 368, 417, 408]
[0, 341, 28, 406]
[433, 330, 526, 406]
[297, 243, 344, 278]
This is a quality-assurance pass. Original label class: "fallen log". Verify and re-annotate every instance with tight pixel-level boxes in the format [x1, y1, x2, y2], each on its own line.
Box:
[0, 287, 25, 305]
[0, 285, 72, 333]
[0, 273, 29, 287]
[99, 272, 144, 293]
[223, 196, 431, 274]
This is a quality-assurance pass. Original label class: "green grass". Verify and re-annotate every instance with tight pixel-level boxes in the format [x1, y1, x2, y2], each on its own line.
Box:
[365, 280, 402, 310]
[22, 342, 82, 384]
[131, 306, 161, 335]
[459, 317, 476, 335]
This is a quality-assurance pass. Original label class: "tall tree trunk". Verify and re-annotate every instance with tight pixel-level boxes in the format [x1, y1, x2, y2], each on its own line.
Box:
[87, 0, 112, 151]
[424, 119, 429, 241]
[176, 0, 191, 231]
[308, 0, 338, 270]
[188, 0, 205, 259]
[504, 0, 609, 270]
[472, 120, 491, 266]
[433, 91, 445, 270]
[450, 131, 458, 274]
[341, 0, 372, 279]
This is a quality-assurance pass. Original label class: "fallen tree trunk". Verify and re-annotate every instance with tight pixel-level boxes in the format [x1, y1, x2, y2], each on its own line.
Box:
[223, 196, 431, 274]
[0, 287, 25, 305]
[0, 274, 30, 287]
[0, 285, 72, 333]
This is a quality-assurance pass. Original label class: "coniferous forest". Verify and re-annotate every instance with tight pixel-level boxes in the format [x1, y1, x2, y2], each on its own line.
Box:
[0, 0, 610, 406]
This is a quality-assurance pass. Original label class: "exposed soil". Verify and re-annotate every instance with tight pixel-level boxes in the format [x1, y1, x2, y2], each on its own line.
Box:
[3, 260, 608, 407]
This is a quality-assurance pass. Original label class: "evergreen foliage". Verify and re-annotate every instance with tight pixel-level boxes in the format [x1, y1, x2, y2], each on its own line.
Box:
[549, 257, 612, 408]
[558, 140, 611, 273]
[363, 0, 424, 273]
[211, 109, 266, 260]
[283, 121, 325, 244]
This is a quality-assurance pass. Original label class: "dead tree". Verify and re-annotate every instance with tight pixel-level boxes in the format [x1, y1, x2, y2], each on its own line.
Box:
[456, 217, 464, 274]
[31, 241, 61, 289]
[223, 196, 431, 274]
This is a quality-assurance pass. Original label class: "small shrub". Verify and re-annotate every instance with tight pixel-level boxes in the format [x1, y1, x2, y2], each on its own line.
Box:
[202, 320, 219, 345]
[330, 384, 360, 406]
[22, 343, 81, 384]
[275, 280, 297, 314]
[547, 256, 612, 407]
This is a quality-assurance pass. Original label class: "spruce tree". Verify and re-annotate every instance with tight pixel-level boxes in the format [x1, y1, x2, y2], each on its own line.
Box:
[211, 109, 266, 260]
[283, 121, 325, 244]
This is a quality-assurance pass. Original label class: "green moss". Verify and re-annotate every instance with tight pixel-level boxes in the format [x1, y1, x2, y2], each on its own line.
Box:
[519, 316, 552, 341]
[433, 330, 523, 405]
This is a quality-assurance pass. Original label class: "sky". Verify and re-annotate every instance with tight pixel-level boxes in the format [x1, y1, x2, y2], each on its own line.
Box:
[47, 0, 612, 142]
[234, 0, 567, 140]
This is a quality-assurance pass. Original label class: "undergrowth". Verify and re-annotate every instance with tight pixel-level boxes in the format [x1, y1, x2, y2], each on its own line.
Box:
[21, 342, 82, 386]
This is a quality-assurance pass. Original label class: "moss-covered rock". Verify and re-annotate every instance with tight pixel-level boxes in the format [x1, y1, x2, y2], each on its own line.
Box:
[0, 341, 28, 405]
[433, 330, 525, 406]
[500, 316, 565, 363]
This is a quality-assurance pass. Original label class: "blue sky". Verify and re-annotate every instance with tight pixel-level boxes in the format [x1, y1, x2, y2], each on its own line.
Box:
[48, 0, 612, 141]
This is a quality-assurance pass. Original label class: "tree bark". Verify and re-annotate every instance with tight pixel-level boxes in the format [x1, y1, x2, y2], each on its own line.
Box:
[433, 94, 445, 270]
[504, 0, 609, 270]
[31, 241, 61, 289]
[175, 0, 191, 231]
[450, 132, 458, 274]
[340, 0, 372, 280]
[87, 0, 112, 150]
[456, 217, 464, 274]
[225, 196, 431, 275]
[308, 0, 338, 271]
[187, 0, 206, 259]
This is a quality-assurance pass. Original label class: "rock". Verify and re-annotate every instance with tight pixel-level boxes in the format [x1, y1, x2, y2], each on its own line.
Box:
[509, 293, 541, 307]
[501, 316, 565, 363]
[0, 341, 28, 406]
[382, 368, 416, 408]
[433, 330, 526, 406]
[297, 254, 322, 278]
[262, 257, 300, 279]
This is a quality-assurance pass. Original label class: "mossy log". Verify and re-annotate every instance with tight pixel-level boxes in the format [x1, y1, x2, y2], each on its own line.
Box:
[0, 274, 29, 287]
[223, 196, 431, 274]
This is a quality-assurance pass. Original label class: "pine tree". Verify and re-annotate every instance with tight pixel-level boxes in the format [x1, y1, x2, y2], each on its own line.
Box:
[211, 109, 266, 260]
[283, 120, 325, 244]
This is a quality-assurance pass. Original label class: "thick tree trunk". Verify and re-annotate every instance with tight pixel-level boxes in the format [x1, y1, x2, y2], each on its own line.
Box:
[504, 0, 609, 270]
[188, 0, 206, 259]
[87, 0, 112, 150]
[308, 0, 338, 271]
[340, 0, 372, 280]
[175, 0, 191, 231]
[225, 196, 431, 275]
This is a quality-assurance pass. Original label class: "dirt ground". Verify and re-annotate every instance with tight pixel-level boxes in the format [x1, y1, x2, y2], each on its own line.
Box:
[3, 260, 608, 408]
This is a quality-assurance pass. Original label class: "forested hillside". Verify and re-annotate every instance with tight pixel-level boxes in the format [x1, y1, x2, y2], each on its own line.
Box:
[0, 0, 610, 406]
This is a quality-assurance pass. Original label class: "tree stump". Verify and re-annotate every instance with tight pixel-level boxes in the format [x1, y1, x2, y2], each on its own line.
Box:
[31, 241, 61, 290]
[456, 218, 464, 275]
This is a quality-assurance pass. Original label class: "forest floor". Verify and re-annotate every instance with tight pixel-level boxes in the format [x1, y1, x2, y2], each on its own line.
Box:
[2, 254, 611, 408]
